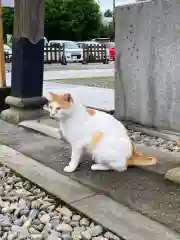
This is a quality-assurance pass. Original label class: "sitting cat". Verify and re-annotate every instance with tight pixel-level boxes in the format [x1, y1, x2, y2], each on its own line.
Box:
[45, 92, 158, 173]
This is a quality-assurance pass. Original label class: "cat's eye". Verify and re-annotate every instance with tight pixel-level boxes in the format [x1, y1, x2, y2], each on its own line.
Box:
[57, 107, 61, 110]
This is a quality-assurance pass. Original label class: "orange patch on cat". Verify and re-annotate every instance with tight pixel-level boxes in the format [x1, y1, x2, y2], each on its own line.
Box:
[90, 131, 104, 149]
[127, 143, 159, 166]
[87, 108, 96, 116]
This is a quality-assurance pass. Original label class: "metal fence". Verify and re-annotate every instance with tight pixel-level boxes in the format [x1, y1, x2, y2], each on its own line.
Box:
[4, 52, 12, 63]
[44, 43, 67, 65]
[82, 44, 109, 64]
[4, 44, 110, 64]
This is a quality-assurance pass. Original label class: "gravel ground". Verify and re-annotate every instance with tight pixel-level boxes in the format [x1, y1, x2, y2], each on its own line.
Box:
[127, 127, 180, 153]
[0, 165, 121, 240]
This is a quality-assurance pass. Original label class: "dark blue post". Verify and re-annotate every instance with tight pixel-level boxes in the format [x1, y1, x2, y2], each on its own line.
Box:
[1, 0, 47, 124]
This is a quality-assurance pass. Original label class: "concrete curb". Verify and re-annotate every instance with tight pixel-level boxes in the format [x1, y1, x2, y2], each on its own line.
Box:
[19, 120, 61, 140]
[0, 144, 179, 240]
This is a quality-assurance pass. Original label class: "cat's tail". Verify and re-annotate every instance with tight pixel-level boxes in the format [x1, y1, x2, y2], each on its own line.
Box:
[127, 143, 159, 166]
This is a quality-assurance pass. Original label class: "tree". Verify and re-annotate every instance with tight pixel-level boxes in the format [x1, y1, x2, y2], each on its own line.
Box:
[104, 9, 113, 17]
[2, 7, 14, 41]
[99, 22, 114, 40]
[45, 0, 102, 41]
[2, 0, 102, 41]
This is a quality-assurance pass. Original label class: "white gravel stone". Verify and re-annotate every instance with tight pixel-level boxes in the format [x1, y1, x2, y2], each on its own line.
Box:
[74, 226, 86, 232]
[47, 233, 61, 240]
[0, 186, 4, 196]
[80, 218, 90, 226]
[62, 215, 71, 223]
[56, 223, 73, 232]
[62, 234, 73, 240]
[14, 218, 23, 226]
[31, 233, 44, 240]
[50, 218, 60, 228]
[104, 231, 120, 240]
[7, 232, 18, 240]
[72, 226, 86, 239]
[81, 230, 92, 240]
[70, 220, 79, 227]
[40, 213, 51, 224]
[0, 170, 6, 178]
[88, 225, 103, 237]
[57, 206, 73, 217]
[31, 200, 42, 209]
[0, 166, 120, 240]
[81, 225, 103, 240]
[72, 215, 81, 221]
[29, 227, 40, 234]
[92, 237, 108, 240]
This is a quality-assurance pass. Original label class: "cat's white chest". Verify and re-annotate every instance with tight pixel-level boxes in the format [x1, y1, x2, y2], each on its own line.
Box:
[59, 121, 85, 144]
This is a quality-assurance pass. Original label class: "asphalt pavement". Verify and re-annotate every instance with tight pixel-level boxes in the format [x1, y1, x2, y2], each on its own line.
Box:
[5, 62, 114, 72]
[4, 63, 115, 111]
[0, 119, 180, 234]
[5, 68, 114, 84]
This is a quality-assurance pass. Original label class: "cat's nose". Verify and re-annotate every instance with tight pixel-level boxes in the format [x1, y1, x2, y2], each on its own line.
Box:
[50, 114, 55, 118]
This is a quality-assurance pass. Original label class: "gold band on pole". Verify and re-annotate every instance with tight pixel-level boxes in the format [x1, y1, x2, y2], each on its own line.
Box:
[0, 0, 6, 88]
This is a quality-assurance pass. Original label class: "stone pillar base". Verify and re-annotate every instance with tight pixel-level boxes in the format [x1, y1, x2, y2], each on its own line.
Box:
[1, 96, 48, 124]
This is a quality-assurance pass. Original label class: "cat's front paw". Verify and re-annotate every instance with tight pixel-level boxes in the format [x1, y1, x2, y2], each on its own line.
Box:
[63, 165, 76, 173]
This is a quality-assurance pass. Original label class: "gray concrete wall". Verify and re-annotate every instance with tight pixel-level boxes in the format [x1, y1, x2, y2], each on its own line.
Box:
[115, 0, 180, 132]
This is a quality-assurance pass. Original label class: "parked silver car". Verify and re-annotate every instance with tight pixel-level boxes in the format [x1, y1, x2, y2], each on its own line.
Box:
[48, 40, 83, 63]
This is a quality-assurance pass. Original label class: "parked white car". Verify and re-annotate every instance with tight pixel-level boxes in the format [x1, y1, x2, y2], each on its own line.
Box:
[77, 41, 102, 47]
[76, 41, 110, 60]
[48, 40, 83, 63]
[4, 44, 12, 62]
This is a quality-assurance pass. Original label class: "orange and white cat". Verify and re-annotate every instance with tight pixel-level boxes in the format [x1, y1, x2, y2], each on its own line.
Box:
[45, 92, 158, 173]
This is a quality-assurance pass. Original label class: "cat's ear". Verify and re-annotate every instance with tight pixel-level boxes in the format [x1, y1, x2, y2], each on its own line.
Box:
[49, 92, 58, 101]
[49, 92, 55, 98]
[63, 93, 73, 103]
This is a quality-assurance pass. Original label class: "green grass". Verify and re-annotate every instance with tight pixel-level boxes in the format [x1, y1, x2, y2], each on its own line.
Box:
[48, 76, 115, 83]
